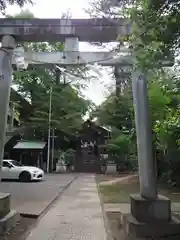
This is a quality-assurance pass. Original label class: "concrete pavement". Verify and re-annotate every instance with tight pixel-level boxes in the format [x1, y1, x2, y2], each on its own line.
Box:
[0, 174, 77, 218]
[25, 174, 107, 240]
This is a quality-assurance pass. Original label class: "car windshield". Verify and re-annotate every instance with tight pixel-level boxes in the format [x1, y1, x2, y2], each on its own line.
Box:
[9, 160, 23, 167]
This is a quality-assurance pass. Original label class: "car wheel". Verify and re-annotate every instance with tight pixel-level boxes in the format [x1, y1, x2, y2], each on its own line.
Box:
[19, 171, 31, 182]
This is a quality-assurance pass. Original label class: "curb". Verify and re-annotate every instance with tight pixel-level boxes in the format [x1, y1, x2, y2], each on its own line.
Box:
[96, 181, 114, 240]
[20, 174, 78, 219]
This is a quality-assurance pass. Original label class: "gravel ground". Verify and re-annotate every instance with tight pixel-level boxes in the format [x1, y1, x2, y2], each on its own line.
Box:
[2, 217, 36, 240]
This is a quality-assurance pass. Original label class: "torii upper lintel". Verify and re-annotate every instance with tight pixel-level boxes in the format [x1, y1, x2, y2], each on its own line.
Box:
[0, 18, 131, 42]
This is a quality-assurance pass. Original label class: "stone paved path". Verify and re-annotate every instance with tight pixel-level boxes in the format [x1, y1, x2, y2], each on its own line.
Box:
[25, 174, 107, 240]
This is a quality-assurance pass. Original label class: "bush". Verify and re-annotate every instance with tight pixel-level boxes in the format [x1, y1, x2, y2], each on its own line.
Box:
[107, 134, 137, 172]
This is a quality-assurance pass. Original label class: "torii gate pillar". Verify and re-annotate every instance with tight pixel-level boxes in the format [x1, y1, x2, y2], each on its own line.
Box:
[0, 35, 15, 177]
[0, 35, 20, 233]
[64, 37, 79, 52]
[118, 67, 180, 238]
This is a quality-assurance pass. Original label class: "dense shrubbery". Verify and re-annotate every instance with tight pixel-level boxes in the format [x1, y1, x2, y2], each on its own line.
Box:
[107, 133, 137, 172]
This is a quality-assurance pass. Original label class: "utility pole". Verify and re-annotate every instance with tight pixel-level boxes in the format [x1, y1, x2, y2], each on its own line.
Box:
[114, 65, 121, 97]
[47, 85, 52, 173]
[51, 128, 55, 172]
[9, 102, 14, 132]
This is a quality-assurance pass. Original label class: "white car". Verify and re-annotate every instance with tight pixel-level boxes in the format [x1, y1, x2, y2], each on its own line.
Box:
[2, 160, 44, 182]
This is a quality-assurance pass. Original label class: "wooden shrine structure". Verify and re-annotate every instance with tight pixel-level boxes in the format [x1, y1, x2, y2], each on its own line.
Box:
[74, 120, 110, 172]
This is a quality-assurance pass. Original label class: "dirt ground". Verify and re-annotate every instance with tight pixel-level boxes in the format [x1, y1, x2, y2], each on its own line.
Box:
[96, 174, 140, 203]
[96, 172, 133, 181]
[96, 174, 180, 203]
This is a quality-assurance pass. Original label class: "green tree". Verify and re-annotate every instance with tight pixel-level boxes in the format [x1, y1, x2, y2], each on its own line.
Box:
[29, 83, 90, 134]
[92, 90, 133, 131]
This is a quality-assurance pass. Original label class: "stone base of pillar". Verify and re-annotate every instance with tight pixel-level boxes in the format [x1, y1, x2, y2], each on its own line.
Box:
[0, 193, 20, 235]
[121, 194, 180, 238]
[131, 194, 171, 222]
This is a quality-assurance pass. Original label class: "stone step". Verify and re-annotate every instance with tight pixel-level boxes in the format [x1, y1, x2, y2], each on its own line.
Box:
[0, 193, 10, 218]
[0, 193, 20, 235]
[122, 213, 180, 238]
[0, 210, 20, 235]
[104, 202, 180, 213]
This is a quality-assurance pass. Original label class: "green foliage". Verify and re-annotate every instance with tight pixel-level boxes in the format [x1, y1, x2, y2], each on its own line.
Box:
[89, 0, 178, 69]
[0, 0, 32, 14]
[6, 9, 34, 18]
[28, 83, 89, 134]
[107, 133, 137, 171]
[126, 0, 179, 69]
[92, 92, 134, 131]
[107, 134, 130, 155]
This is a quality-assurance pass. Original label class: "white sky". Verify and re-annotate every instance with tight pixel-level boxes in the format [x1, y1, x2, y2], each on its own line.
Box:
[5, 0, 115, 105]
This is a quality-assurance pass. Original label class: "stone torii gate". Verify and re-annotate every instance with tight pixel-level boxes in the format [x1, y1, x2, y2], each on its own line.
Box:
[0, 18, 179, 237]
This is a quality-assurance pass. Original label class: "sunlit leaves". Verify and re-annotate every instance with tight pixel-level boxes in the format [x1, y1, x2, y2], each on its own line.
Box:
[0, 0, 32, 14]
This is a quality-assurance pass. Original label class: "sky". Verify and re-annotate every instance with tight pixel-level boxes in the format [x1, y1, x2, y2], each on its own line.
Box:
[5, 0, 115, 105]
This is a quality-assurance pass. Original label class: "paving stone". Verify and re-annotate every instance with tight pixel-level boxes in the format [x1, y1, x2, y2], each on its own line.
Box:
[25, 174, 107, 240]
[104, 203, 130, 214]
[171, 202, 180, 212]
[104, 202, 180, 218]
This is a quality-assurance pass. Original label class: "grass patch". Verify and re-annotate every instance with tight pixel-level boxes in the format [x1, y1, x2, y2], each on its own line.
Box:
[99, 183, 139, 203]
[97, 175, 180, 203]
[158, 185, 180, 202]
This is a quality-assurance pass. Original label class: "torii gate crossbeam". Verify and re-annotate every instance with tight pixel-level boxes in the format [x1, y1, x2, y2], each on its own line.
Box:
[12, 51, 173, 67]
[0, 18, 131, 42]
[12, 51, 132, 66]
